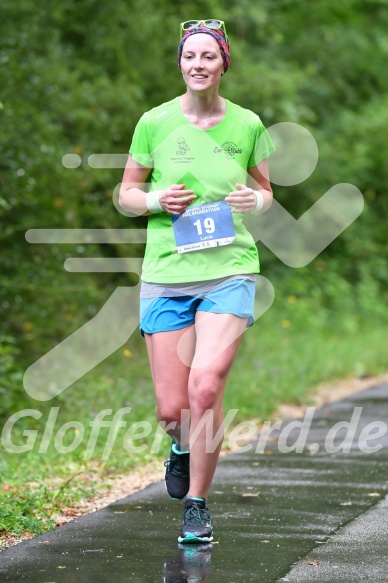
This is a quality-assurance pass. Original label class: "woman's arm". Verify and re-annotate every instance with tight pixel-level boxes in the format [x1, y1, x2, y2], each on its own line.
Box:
[119, 155, 153, 216]
[225, 158, 273, 214]
[119, 155, 197, 216]
[247, 158, 273, 213]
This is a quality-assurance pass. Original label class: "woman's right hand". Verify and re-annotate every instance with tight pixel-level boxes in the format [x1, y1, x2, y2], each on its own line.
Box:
[159, 184, 196, 215]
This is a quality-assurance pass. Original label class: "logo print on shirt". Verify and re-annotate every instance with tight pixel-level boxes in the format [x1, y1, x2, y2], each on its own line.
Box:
[176, 137, 190, 155]
[214, 141, 243, 159]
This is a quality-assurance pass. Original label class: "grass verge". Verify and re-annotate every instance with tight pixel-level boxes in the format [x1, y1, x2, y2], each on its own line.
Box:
[1, 280, 388, 543]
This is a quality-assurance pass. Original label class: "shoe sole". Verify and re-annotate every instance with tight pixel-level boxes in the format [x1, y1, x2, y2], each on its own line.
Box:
[178, 533, 214, 544]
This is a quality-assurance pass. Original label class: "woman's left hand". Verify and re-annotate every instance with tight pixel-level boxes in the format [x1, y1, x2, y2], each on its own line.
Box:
[225, 183, 257, 213]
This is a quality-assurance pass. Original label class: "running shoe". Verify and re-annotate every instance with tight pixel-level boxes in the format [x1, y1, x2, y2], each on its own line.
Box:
[164, 439, 190, 500]
[178, 497, 213, 544]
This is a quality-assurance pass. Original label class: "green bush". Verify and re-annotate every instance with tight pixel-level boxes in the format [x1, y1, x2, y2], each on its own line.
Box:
[0, 336, 26, 420]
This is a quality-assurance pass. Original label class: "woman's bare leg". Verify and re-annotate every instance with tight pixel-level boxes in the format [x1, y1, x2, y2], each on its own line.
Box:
[186, 312, 247, 498]
[144, 326, 196, 445]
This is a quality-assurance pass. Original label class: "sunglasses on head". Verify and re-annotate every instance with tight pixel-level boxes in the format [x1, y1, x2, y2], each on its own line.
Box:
[180, 20, 228, 42]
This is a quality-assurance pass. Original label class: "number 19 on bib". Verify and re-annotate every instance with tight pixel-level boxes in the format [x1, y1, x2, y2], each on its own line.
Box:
[172, 201, 236, 253]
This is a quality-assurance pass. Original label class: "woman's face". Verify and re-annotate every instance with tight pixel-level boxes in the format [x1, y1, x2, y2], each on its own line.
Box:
[180, 33, 224, 92]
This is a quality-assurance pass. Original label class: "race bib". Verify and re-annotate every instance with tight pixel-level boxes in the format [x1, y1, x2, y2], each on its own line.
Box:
[172, 201, 236, 254]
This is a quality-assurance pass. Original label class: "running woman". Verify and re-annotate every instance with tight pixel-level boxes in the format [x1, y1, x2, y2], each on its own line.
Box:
[119, 18, 275, 544]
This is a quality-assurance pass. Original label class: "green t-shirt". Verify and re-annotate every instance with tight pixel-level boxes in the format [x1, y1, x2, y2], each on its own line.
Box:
[129, 96, 275, 284]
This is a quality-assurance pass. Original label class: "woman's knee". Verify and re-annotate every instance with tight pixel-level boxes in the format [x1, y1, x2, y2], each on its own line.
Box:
[155, 401, 189, 428]
[189, 373, 225, 413]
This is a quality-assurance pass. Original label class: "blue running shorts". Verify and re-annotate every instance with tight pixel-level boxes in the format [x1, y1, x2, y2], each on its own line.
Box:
[139, 279, 255, 335]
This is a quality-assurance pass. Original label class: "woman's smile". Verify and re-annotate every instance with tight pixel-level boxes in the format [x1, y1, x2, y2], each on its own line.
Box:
[181, 34, 224, 90]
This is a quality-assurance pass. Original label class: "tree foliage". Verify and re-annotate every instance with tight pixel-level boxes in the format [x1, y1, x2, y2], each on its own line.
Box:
[1, 0, 387, 379]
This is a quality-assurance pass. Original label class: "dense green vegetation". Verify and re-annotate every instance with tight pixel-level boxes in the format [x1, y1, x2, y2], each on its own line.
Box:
[1, 0, 388, 537]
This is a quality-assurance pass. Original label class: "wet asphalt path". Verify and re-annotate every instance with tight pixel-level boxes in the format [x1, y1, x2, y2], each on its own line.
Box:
[1, 383, 387, 582]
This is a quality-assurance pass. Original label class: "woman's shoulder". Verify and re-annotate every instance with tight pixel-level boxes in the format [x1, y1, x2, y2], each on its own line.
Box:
[226, 99, 264, 125]
[141, 97, 180, 123]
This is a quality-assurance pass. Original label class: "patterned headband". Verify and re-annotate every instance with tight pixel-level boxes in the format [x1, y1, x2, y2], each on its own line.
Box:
[177, 24, 231, 73]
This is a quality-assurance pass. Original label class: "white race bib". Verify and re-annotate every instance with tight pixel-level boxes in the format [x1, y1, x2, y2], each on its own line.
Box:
[172, 201, 236, 254]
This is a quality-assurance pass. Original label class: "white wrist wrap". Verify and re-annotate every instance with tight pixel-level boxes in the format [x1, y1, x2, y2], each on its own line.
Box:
[251, 190, 264, 214]
[146, 190, 163, 213]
